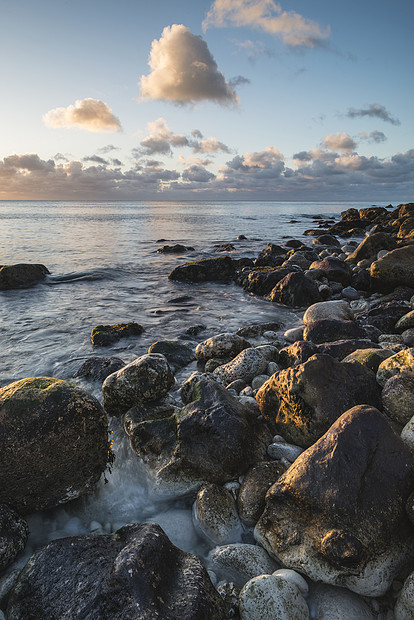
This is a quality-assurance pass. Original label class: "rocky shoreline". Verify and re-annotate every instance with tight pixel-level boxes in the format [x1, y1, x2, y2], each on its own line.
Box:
[1, 202, 414, 619]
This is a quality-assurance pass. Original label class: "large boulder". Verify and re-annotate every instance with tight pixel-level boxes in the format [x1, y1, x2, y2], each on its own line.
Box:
[256, 354, 382, 447]
[382, 373, 414, 426]
[0, 505, 29, 572]
[195, 333, 250, 363]
[0, 264, 49, 290]
[125, 380, 271, 494]
[213, 348, 268, 386]
[91, 322, 143, 346]
[370, 245, 414, 291]
[269, 272, 321, 308]
[362, 300, 411, 333]
[102, 353, 174, 417]
[376, 348, 414, 387]
[303, 300, 353, 325]
[6, 523, 226, 619]
[169, 256, 235, 282]
[0, 377, 110, 514]
[74, 356, 125, 382]
[303, 319, 367, 344]
[308, 257, 352, 285]
[254, 243, 286, 267]
[147, 340, 195, 372]
[345, 232, 397, 264]
[255, 405, 414, 596]
[243, 268, 291, 296]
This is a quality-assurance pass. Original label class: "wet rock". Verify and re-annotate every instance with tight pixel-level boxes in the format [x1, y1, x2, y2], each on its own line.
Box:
[0, 377, 109, 514]
[0, 569, 20, 609]
[376, 348, 414, 387]
[193, 484, 241, 544]
[242, 268, 291, 296]
[239, 574, 309, 620]
[214, 348, 268, 386]
[215, 243, 236, 252]
[185, 323, 206, 337]
[102, 353, 174, 416]
[256, 354, 382, 447]
[382, 373, 414, 425]
[308, 583, 375, 619]
[251, 374, 269, 390]
[345, 232, 397, 264]
[127, 380, 271, 494]
[255, 404, 414, 596]
[6, 522, 226, 620]
[237, 462, 286, 525]
[0, 505, 29, 572]
[272, 569, 308, 595]
[74, 356, 125, 382]
[316, 339, 380, 361]
[236, 322, 281, 338]
[208, 543, 280, 589]
[363, 300, 411, 333]
[147, 340, 195, 372]
[303, 319, 367, 344]
[279, 341, 318, 367]
[313, 234, 341, 247]
[91, 322, 143, 346]
[394, 571, 414, 620]
[283, 326, 305, 343]
[396, 309, 414, 332]
[180, 371, 222, 404]
[195, 333, 251, 362]
[254, 243, 286, 268]
[157, 243, 195, 253]
[0, 263, 50, 290]
[342, 347, 394, 372]
[350, 268, 371, 291]
[267, 441, 303, 463]
[282, 251, 315, 270]
[309, 257, 352, 285]
[403, 328, 414, 346]
[269, 272, 321, 308]
[342, 286, 359, 300]
[123, 396, 176, 428]
[370, 245, 414, 292]
[303, 300, 353, 324]
[169, 255, 235, 282]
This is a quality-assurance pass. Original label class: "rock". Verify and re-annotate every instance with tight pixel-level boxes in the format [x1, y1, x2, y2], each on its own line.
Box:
[268, 442, 303, 463]
[370, 245, 414, 291]
[398, 216, 414, 238]
[213, 348, 268, 386]
[195, 333, 251, 362]
[237, 322, 281, 338]
[256, 354, 382, 447]
[208, 543, 280, 589]
[254, 243, 286, 267]
[237, 462, 286, 525]
[0, 377, 110, 514]
[303, 300, 353, 325]
[342, 286, 359, 300]
[376, 348, 414, 387]
[147, 340, 195, 371]
[359, 206, 388, 221]
[308, 583, 375, 619]
[90, 322, 143, 346]
[127, 380, 271, 494]
[396, 309, 414, 332]
[0, 263, 50, 290]
[193, 484, 241, 544]
[242, 268, 291, 296]
[0, 569, 20, 609]
[282, 251, 315, 270]
[342, 347, 394, 372]
[157, 243, 194, 253]
[238, 574, 309, 620]
[316, 339, 380, 361]
[255, 405, 414, 597]
[73, 356, 125, 382]
[313, 234, 341, 247]
[309, 257, 352, 285]
[123, 397, 176, 428]
[382, 373, 414, 425]
[102, 353, 174, 416]
[269, 272, 321, 308]
[169, 256, 235, 282]
[0, 505, 29, 572]
[350, 268, 371, 291]
[185, 323, 206, 337]
[394, 571, 414, 620]
[363, 300, 411, 333]
[345, 232, 397, 264]
[283, 326, 304, 342]
[279, 341, 318, 367]
[251, 375, 270, 390]
[403, 328, 414, 346]
[180, 371, 222, 404]
[303, 319, 367, 344]
[6, 523, 226, 620]
[272, 569, 308, 595]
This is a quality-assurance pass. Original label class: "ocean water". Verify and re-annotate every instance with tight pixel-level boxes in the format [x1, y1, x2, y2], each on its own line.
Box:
[0, 199, 375, 573]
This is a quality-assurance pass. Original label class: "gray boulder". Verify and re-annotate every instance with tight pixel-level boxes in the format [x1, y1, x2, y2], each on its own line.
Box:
[370, 245, 414, 291]
[213, 348, 268, 386]
[0, 505, 29, 572]
[303, 319, 367, 344]
[169, 256, 235, 282]
[269, 272, 321, 308]
[0, 264, 49, 290]
[195, 333, 250, 363]
[147, 340, 195, 372]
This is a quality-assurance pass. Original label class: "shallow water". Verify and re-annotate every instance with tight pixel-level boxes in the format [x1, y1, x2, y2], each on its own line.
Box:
[0, 199, 376, 572]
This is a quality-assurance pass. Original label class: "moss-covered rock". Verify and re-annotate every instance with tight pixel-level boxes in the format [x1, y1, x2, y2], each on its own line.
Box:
[0, 504, 29, 572]
[0, 264, 50, 290]
[91, 322, 143, 347]
[168, 256, 235, 282]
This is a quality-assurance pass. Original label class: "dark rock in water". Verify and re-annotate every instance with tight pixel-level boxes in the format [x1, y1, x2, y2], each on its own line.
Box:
[102, 353, 174, 417]
[312, 234, 341, 247]
[279, 341, 318, 367]
[214, 243, 235, 252]
[363, 300, 411, 333]
[0, 377, 110, 514]
[269, 271, 321, 308]
[316, 339, 380, 361]
[157, 243, 195, 253]
[91, 322, 144, 347]
[0, 504, 29, 572]
[303, 319, 367, 344]
[6, 522, 226, 620]
[74, 356, 125, 382]
[254, 243, 286, 268]
[236, 322, 282, 338]
[256, 354, 382, 447]
[147, 340, 195, 372]
[283, 239, 304, 249]
[237, 234, 247, 240]
[169, 256, 235, 282]
[185, 324, 207, 337]
[126, 380, 271, 494]
[340, 207, 359, 221]
[370, 245, 414, 291]
[359, 206, 388, 221]
[309, 257, 352, 285]
[328, 219, 367, 236]
[243, 267, 292, 296]
[124, 398, 177, 428]
[238, 462, 286, 526]
[345, 232, 397, 264]
[255, 405, 414, 596]
[0, 263, 50, 290]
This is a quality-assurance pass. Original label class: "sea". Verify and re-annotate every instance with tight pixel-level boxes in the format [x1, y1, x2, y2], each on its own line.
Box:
[0, 199, 380, 575]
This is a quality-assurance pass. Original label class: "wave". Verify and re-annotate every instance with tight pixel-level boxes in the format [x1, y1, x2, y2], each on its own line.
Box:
[45, 266, 128, 284]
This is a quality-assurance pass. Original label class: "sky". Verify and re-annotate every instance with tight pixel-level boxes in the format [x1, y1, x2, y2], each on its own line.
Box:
[0, 0, 413, 201]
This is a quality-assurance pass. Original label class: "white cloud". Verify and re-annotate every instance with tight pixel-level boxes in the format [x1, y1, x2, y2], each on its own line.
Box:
[139, 24, 238, 105]
[347, 103, 400, 126]
[191, 136, 231, 154]
[203, 0, 330, 48]
[139, 118, 189, 155]
[322, 132, 356, 152]
[43, 98, 122, 133]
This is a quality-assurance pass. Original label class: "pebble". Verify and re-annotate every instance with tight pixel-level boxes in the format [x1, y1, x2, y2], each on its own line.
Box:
[251, 375, 270, 390]
[239, 574, 309, 620]
[284, 327, 304, 343]
[268, 442, 303, 463]
[272, 568, 309, 595]
[342, 286, 359, 300]
[267, 361, 279, 375]
[209, 543, 280, 588]
[193, 484, 241, 545]
[307, 583, 375, 619]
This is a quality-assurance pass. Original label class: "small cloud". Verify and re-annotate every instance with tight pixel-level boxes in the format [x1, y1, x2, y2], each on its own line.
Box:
[54, 152, 69, 162]
[139, 24, 238, 106]
[139, 118, 189, 155]
[111, 158, 123, 166]
[43, 98, 122, 133]
[346, 103, 400, 126]
[359, 130, 387, 144]
[229, 75, 250, 87]
[293, 150, 312, 163]
[98, 144, 120, 153]
[191, 136, 231, 154]
[322, 132, 356, 152]
[191, 129, 203, 138]
[203, 0, 330, 49]
[232, 39, 275, 59]
[82, 155, 109, 165]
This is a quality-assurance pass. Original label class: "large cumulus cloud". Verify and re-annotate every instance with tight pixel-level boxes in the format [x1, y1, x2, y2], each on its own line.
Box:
[43, 98, 122, 133]
[139, 24, 238, 105]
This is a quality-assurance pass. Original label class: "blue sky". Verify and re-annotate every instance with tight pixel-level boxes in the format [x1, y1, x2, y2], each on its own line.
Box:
[0, 0, 413, 200]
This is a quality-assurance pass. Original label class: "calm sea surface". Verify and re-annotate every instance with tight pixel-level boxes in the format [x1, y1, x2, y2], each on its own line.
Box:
[0, 199, 377, 569]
